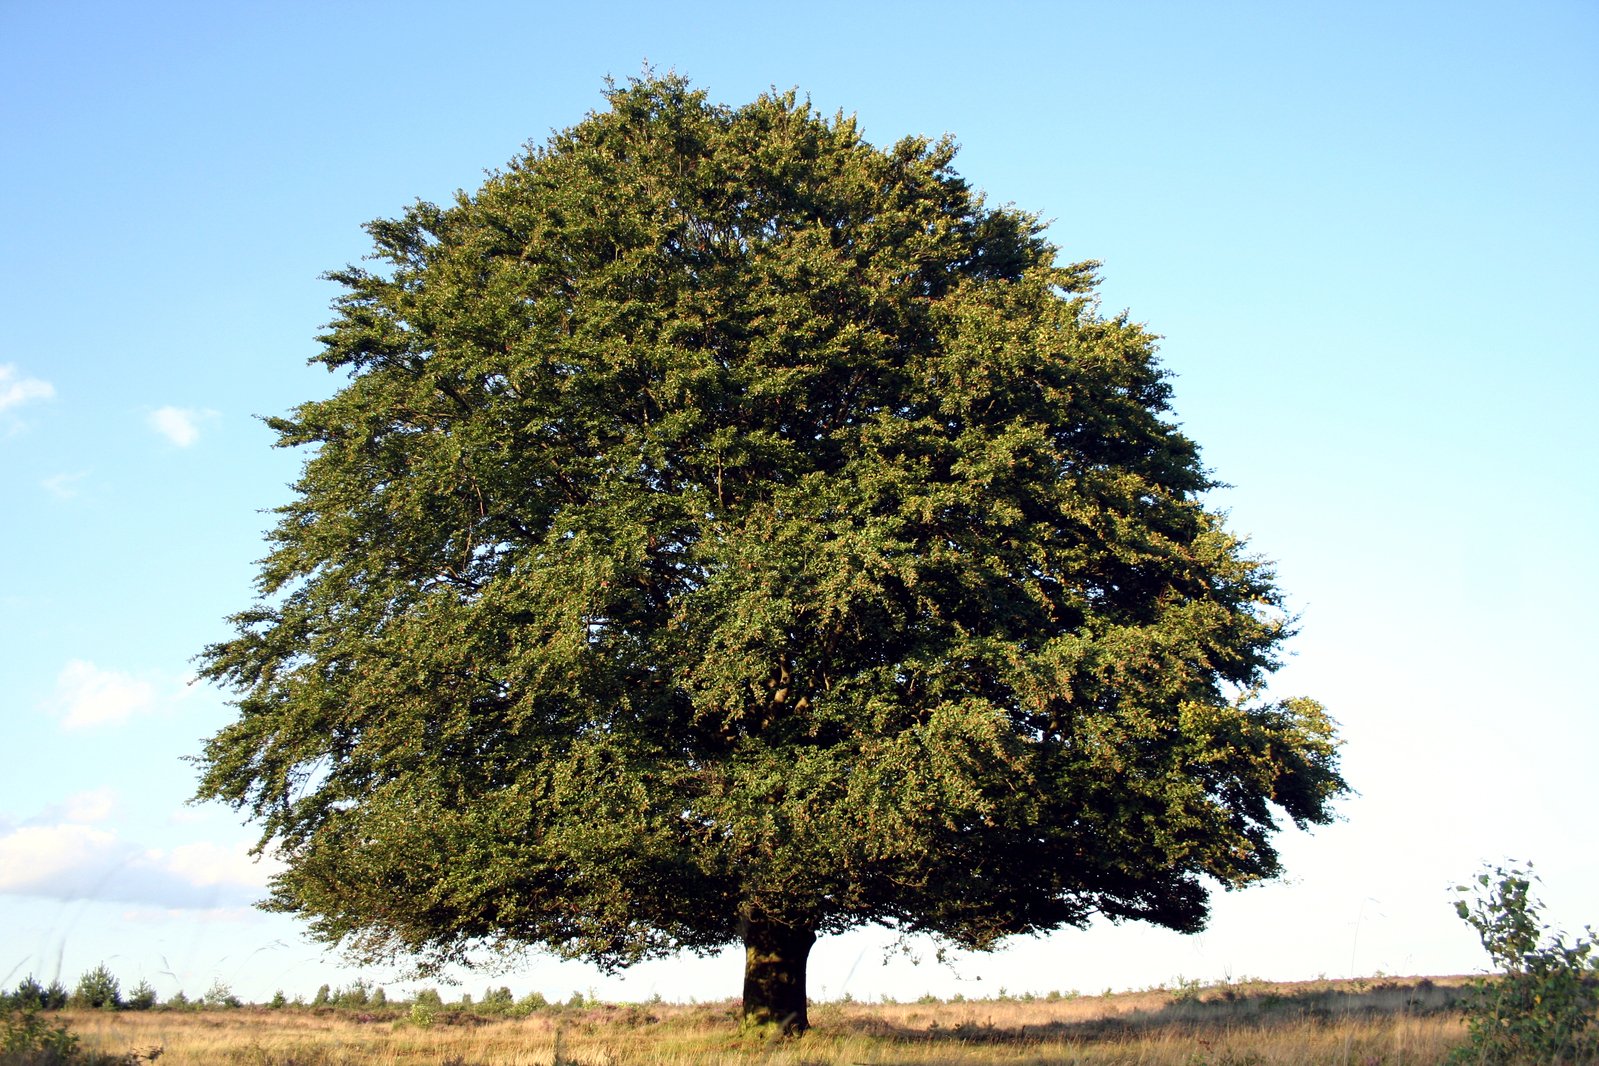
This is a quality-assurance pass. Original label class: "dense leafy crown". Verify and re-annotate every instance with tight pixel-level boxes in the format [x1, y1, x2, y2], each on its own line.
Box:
[197, 77, 1346, 974]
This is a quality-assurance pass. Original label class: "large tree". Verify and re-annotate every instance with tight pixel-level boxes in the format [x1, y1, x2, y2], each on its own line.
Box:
[196, 76, 1346, 1033]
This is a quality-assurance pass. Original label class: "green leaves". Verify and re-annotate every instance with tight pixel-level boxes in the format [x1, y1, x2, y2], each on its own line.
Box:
[196, 74, 1347, 978]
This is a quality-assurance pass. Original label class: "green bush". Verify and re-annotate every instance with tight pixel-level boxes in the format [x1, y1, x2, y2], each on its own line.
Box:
[478, 986, 515, 1015]
[408, 989, 442, 1028]
[202, 980, 242, 1009]
[2, 1004, 80, 1061]
[333, 980, 369, 1008]
[71, 965, 121, 1011]
[1452, 862, 1599, 1064]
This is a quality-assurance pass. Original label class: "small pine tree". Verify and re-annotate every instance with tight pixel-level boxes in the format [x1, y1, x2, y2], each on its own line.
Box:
[71, 965, 122, 1010]
[42, 982, 67, 1011]
[369, 986, 387, 1007]
[268, 990, 287, 1009]
[165, 990, 190, 1010]
[11, 977, 46, 1011]
[126, 979, 158, 1011]
[310, 983, 331, 1007]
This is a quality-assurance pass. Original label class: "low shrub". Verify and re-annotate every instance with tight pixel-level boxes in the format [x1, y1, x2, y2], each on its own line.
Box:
[2, 1004, 79, 1062]
[1451, 861, 1599, 1063]
[408, 1000, 438, 1028]
[202, 980, 242, 1009]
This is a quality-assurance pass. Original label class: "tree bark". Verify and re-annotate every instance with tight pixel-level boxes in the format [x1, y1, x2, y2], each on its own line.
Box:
[741, 917, 816, 1034]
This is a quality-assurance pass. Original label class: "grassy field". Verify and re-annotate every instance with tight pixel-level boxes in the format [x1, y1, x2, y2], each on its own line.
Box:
[48, 976, 1477, 1066]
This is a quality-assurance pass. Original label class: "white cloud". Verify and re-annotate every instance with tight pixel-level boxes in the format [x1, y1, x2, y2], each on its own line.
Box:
[60, 787, 119, 825]
[48, 660, 158, 730]
[167, 807, 212, 826]
[0, 364, 54, 412]
[0, 824, 278, 909]
[0, 824, 130, 898]
[148, 406, 218, 447]
[41, 471, 89, 499]
[7, 787, 121, 833]
[162, 841, 279, 890]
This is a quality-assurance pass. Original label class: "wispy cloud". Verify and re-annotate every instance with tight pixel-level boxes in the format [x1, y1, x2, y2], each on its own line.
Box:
[47, 660, 159, 730]
[0, 364, 54, 412]
[148, 406, 218, 447]
[0, 824, 277, 909]
[41, 471, 89, 499]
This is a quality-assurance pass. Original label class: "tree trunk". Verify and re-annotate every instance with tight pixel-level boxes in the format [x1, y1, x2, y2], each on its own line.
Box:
[741, 918, 816, 1034]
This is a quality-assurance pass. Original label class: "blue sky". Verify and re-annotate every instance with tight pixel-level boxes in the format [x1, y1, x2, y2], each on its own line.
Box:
[2, 1, 1595, 1004]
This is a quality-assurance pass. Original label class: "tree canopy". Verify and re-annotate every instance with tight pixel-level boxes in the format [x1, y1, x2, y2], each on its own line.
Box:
[195, 76, 1347, 1032]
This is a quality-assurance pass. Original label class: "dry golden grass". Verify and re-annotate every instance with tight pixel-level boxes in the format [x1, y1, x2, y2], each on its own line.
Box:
[56, 976, 1475, 1066]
